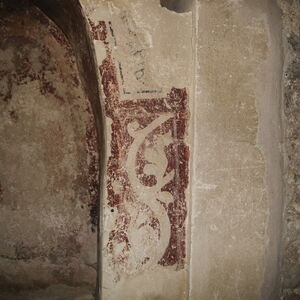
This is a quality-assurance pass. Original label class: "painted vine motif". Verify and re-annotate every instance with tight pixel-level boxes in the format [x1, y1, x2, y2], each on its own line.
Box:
[89, 19, 189, 274]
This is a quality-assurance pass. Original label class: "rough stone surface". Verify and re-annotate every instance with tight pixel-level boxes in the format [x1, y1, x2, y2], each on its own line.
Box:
[278, 0, 300, 299]
[0, 4, 97, 298]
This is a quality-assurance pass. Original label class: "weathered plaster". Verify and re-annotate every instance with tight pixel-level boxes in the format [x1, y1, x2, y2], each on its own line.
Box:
[0, 4, 97, 296]
[80, 1, 193, 299]
[0, 0, 294, 299]
[190, 0, 283, 299]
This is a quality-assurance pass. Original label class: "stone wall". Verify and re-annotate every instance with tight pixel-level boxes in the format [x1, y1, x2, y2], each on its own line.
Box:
[278, 0, 300, 299]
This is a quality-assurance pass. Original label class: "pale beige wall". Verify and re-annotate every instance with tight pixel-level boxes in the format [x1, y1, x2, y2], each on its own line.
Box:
[190, 0, 283, 299]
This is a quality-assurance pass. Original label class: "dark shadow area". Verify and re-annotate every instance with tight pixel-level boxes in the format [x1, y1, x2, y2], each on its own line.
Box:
[160, 0, 193, 13]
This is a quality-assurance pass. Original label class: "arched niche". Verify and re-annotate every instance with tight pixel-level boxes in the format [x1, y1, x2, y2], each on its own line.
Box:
[0, 1, 103, 298]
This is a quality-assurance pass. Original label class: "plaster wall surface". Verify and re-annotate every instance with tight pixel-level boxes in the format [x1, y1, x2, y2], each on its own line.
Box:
[190, 0, 283, 299]
[0, 5, 97, 298]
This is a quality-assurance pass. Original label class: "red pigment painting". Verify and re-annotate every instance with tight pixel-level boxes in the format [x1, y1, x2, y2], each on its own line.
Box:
[89, 20, 189, 273]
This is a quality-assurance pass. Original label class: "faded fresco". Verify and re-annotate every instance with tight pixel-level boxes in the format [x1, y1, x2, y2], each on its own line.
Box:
[89, 19, 189, 275]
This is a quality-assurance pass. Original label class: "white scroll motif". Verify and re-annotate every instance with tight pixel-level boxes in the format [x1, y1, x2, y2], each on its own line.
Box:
[124, 114, 175, 273]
